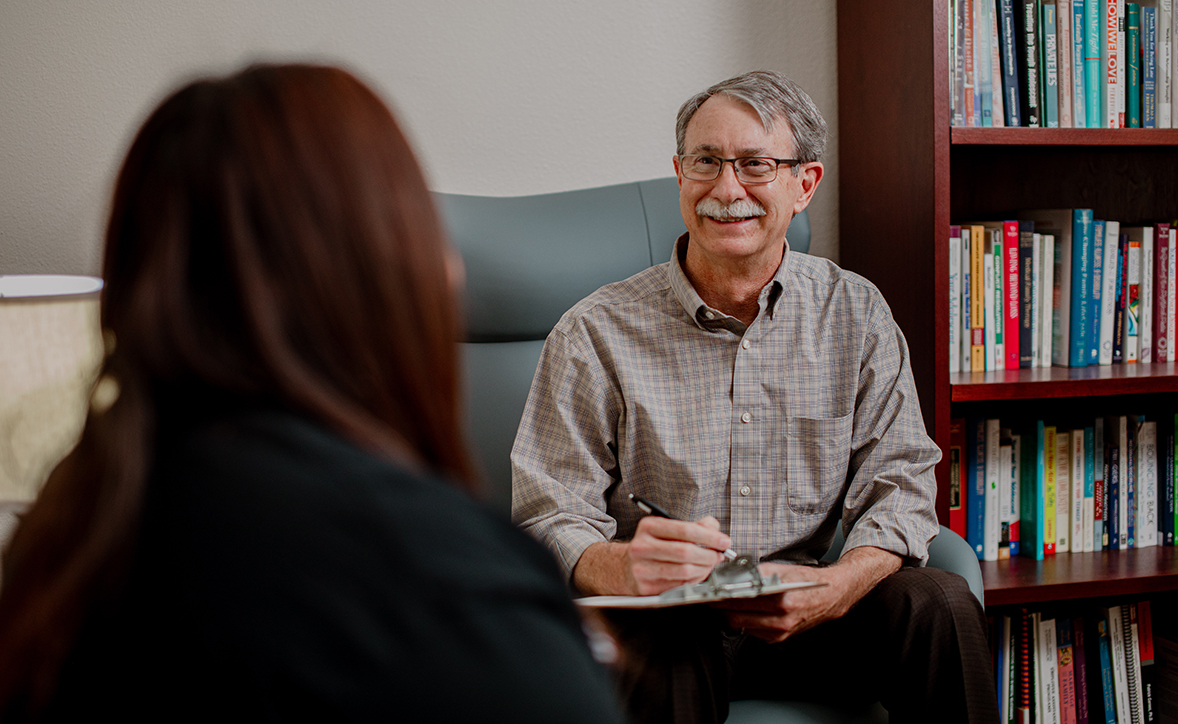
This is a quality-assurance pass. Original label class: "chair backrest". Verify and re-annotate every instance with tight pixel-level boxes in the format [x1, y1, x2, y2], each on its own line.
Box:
[436, 177, 809, 513]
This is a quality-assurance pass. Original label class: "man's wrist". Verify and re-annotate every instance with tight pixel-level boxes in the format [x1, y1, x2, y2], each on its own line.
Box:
[572, 540, 635, 597]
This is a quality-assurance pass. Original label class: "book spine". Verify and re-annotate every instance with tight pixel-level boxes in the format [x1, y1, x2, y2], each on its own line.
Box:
[986, 249, 998, 370]
[1012, 432, 1022, 555]
[1025, 0, 1044, 125]
[1060, 0, 1074, 127]
[1145, 5, 1157, 127]
[1001, 0, 1026, 124]
[1110, 607, 1132, 723]
[1000, 428, 1015, 559]
[1041, 233, 1056, 368]
[1021, 221, 1038, 367]
[1100, 221, 1121, 365]
[966, 0, 978, 125]
[1139, 419, 1157, 547]
[1156, 223, 1171, 362]
[1084, 426, 1096, 552]
[986, 418, 1003, 561]
[1141, 227, 1154, 363]
[1072, 428, 1085, 554]
[1095, 416, 1106, 551]
[968, 418, 988, 558]
[1106, 0, 1122, 126]
[1042, 615, 1062, 724]
[1020, 420, 1047, 560]
[1073, 616, 1091, 724]
[980, 0, 996, 125]
[973, 225, 988, 369]
[1058, 617, 1077, 724]
[1119, 415, 1129, 549]
[1044, 1, 1062, 126]
[1056, 430, 1072, 552]
[1046, 425, 1059, 555]
[1096, 616, 1118, 724]
[963, 228, 973, 372]
[1126, 233, 1142, 364]
[1052, 225, 1072, 367]
[1125, 604, 1142, 724]
[1085, 0, 1104, 127]
[1161, 0, 1174, 128]
[1167, 414, 1177, 546]
[992, 0, 1008, 126]
[1006, 220, 1023, 369]
[1113, 233, 1127, 364]
[994, 232, 1006, 367]
[1118, 0, 1127, 127]
[951, 227, 963, 373]
[1110, 418, 1121, 549]
[1138, 601, 1156, 724]
[1128, 3, 1142, 127]
[1071, 210, 1095, 366]
[1090, 220, 1106, 365]
[1073, 0, 1088, 126]
[1018, 610, 1034, 722]
[950, 418, 968, 539]
[1127, 417, 1138, 548]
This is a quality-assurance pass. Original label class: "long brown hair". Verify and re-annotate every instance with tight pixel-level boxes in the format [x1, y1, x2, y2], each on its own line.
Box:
[0, 63, 476, 716]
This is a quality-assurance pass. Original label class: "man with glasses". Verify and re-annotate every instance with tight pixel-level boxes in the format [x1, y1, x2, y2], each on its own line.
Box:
[513, 71, 997, 724]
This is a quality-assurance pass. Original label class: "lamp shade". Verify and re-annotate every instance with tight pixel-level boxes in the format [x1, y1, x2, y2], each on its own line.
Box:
[0, 275, 104, 505]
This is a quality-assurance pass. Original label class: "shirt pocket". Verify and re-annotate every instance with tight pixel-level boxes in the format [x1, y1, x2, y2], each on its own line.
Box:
[785, 413, 853, 515]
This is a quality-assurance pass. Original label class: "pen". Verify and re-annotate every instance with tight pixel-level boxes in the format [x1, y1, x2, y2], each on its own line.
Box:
[629, 494, 737, 561]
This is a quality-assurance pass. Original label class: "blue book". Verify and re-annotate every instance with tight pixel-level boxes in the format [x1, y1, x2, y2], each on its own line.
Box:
[1042, 1, 1060, 127]
[1070, 209, 1095, 367]
[1072, 0, 1087, 126]
[1144, 5, 1157, 127]
[1097, 617, 1118, 724]
[999, 0, 1024, 125]
[1084, 0, 1103, 128]
[1019, 420, 1047, 560]
[1089, 220, 1106, 365]
[1085, 425, 1095, 550]
[967, 418, 988, 559]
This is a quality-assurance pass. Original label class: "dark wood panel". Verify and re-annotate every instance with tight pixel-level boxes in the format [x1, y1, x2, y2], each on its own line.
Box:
[981, 547, 1178, 606]
[950, 144, 1178, 223]
[953, 127, 1178, 145]
[951, 363, 1178, 401]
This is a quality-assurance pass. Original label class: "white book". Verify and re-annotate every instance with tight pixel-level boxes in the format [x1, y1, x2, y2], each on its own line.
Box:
[1059, 0, 1074, 128]
[1032, 232, 1042, 367]
[1128, 605, 1145, 724]
[1141, 226, 1155, 363]
[1072, 428, 1085, 553]
[950, 231, 962, 374]
[1163, 230, 1173, 357]
[962, 228, 973, 372]
[1100, 221, 1122, 364]
[1056, 430, 1071, 553]
[1084, 429, 1095, 553]
[1161, 0, 1174, 127]
[1019, 210, 1075, 367]
[1126, 230, 1142, 363]
[1109, 606, 1132, 724]
[989, 0, 1005, 127]
[1039, 615, 1062, 724]
[984, 251, 997, 372]
[984, 418, 1002, 561]
[1138, 420, 1158, 547]
[1041, 234, 1056, 368]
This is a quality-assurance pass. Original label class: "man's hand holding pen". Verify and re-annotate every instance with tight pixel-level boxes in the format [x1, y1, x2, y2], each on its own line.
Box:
[624, 494, 735, 596]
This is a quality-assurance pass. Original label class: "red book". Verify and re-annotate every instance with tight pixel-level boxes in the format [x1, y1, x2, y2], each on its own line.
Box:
[1005, 221, 1022, 369]
[949, 418, 967, 539]
[1156, 223, 1171, 362]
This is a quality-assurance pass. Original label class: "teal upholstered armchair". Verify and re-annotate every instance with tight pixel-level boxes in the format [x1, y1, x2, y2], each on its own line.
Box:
[436, 178, 982, 724]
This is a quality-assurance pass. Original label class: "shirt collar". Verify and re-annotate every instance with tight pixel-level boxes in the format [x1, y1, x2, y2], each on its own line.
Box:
[667, 233, 790, 331]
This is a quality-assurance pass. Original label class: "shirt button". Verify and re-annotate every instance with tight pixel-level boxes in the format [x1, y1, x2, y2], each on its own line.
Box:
[739, 486, 752, 496]
[741, 339, 751, 349]
[740, 412, 752, 423]
[705, 311, 716, 319]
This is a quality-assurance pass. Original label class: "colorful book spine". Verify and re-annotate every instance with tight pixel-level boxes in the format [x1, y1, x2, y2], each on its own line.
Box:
[1020, 420, 1047, 560]
[1110, 606, 1132, 723]
[979, 0, 996, 126]
[950, 418, 967, 539]
[963, 228, 973, 372]
[1127, 417, 1138, 548]
[1156, 223, 1171, 362]
[1020, 221, 1038, 368]
[1059, 0, 1074, 127]
[1072, 0, 1087, 126]
[968, 417, 988, 559]
[1006, 220, 1022, 369]
[1166, 414, 1176, 545]
[1126, 232, 1141, 363]
[1011, 432, 1022, 556]
[1046, 425, 1059, 555]
[1112, 234, 1127, 365]
[1071, 209, 1095, 367]
[1084, 426, 1096, 552]
[1084, 0, 1104, 127]
[1160, 0, 1173, 128]
[1058, 616, 1078, 724]
[965, 0, 978, 125]
[1095, 416, 1106, 551]
[1127, 3, 1142, 127]
[1138, 600, 1156, 723]
[1139, 419, 1158, 548]
[1096, 616, 1118, 724]
[1099, 221, 1121, 365]
[972, 224, 988, 370]
[1071, 428, 1085, 554]
[1105, 0, 1122, 127]
[1000, 0, 1025, 125]
[985, 418, 1003, 561]
[1044, 1, 1061, 127]
[1109, 418, 1122, 549]
[1145, 5, 1158, 127]
[991, 0, 1007, 126]
[1018, 609, 1035, 723]
[1023, 0, 1044, 125]
[1056, 430, 1072, 553]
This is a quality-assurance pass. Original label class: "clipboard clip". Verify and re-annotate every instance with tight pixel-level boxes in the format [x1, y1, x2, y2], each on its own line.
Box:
[656, 555, 782, 604]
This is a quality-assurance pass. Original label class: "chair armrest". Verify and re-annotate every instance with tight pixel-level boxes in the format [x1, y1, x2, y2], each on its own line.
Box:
[926, 526, 984, 609]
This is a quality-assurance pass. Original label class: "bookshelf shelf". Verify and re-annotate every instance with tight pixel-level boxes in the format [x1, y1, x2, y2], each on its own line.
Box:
[952, 127, 1178, 146]
[837, 0, 1178, 607]
[951, 363, 1178, 401]
[982, 547, 1178, 607]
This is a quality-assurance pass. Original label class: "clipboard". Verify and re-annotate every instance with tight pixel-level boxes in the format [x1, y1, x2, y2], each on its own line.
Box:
[575, 555, 825, 609]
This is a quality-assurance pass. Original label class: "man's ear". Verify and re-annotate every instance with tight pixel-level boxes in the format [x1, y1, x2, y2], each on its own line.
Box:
[792, 161, 824, 214]
[673, 155, 683, 190]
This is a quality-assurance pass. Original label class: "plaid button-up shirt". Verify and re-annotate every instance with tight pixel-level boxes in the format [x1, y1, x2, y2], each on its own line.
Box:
[511, 236, 939, 579]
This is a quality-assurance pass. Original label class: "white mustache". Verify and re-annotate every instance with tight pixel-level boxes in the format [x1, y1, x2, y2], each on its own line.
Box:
[695, 198, 767, 222]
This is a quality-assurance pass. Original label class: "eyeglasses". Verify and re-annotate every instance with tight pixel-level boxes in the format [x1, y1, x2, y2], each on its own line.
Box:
[677, 155, 801, 184]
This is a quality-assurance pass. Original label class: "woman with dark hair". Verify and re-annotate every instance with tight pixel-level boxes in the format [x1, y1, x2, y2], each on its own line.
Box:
[0, 64, 624, 722]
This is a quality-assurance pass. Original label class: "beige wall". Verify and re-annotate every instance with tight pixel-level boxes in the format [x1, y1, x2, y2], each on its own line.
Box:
[0, 1, 839, 274]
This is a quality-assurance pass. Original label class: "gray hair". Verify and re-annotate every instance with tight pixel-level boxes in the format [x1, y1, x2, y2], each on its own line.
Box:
[675, 71, 828, 166]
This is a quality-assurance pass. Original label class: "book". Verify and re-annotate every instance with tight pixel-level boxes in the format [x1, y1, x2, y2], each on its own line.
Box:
[1019, 609, 1036, 723]
[986, 248, 998, 370]
[1000, 427, 1016, 559]
[1090, 219, 1107, 365]
[950, 226, 963, 373]
[1169, 227, 1176, 364]
[1059, 616, 1079, 724]
[1000, 0, 1026, 125]
[1001, 614, 1014, 723]
[1138, 226, 1155, 363]
[1127, 416, 1138, 548]
[1105, 0, 1123, 127]
[1073, 616, 1091, 724]
[1041, 614, 1063, 724]
[1012, 431, 1023, 555]
[1059, 0, 1075, 127]
[1166, 415, 1177, 546]
[1071, 427, 1086, 554]
[1099, 221, 1122, 365]
[1109, 416, 1123, 549]
[1095, 416, 1107, 551]
[1113, 233, 1128, 365]
[1126, 604, 1144, 724]
[966, 0, 979, 125]
[1145, 5, 1158, 128]
[1020, 419, 1048, 560]
[953, 0, 966, 126]
[994, 230, 1006, 368]
[991, 0, 1008, 126]
[1006, 220, 1023, 369]
[1084, 0, 1104, 128]
[1044, 0, 1062, 126]
[986, 418, 1003, 560]
[1023, 0, 1044, 125]
[963, 227, 974, 372]
[1160, 0, 1174, 128]
[972, 224, 988, 369]
[1110, 606, 1132, 724]
[1156, 223, 1171, 362]
[1046, 425, 1059, 555]
[1128, 3, 1142, 127]
[1071, 209, 1096, 367]
[1138, 600, 1156, 724]
[1084, 426, 1096, 552]
[1057, 429, 1072, 552]
[968, 418, 988, 558]
[1042, 232, 1058, 367]
[1072, 0, 1088, 126]
[1096, 615, 1118, 724]
[1021, 220, 1039, 367]
[1124, 228, 1145, 363]
[979, 0, 997, 126]
[1139, 419, 1158, 548]
[950, 418, 968, 539]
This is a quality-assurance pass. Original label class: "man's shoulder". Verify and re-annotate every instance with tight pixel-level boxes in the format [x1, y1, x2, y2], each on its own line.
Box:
[556, 263, 673, 328]
[786, 251, 881, 296]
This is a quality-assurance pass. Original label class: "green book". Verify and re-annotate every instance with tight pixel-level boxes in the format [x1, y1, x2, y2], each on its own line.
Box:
[1127, 3, 1142, 128]
[1020, 420, 1047, 560]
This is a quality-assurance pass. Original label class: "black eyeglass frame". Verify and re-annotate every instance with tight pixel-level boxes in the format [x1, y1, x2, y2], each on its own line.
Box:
[676, 154, 802, 184]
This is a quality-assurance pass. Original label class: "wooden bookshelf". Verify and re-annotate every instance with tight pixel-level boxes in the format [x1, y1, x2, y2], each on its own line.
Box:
[837, 0, 1178, 604]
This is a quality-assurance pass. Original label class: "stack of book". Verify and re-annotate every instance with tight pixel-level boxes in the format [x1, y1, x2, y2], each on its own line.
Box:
[950, 0, 1178, 129]
[949, 414, 1176, 562]
[948, 212, 1177, 373]
[993, 598, 1176, 724]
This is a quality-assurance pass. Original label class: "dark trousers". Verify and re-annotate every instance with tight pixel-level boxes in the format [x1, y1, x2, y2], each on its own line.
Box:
[604, 567, 999, 724]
